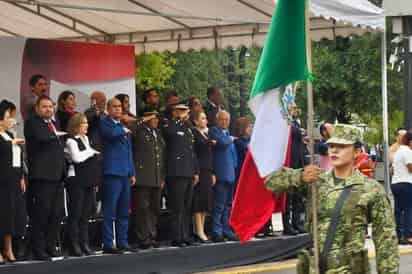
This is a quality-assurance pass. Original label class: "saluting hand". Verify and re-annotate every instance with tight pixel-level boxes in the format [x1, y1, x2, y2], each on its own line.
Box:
[193, 174, 199, 185]
[302, 165, 320, 184]
[20, 177, 26, 193]
[12, 138, 25, 145]
[130, 176, 136, 186]
[211, 175, 216, 186]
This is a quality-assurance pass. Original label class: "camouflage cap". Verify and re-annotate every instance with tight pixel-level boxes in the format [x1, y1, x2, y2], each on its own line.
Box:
[326, 124, 362, 145]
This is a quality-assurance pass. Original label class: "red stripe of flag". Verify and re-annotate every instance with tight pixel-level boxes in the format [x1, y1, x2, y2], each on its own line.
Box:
[229, 127, 291, 242]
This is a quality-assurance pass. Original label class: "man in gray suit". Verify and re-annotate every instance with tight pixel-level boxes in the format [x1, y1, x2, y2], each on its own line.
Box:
[22, 74, 48, 121]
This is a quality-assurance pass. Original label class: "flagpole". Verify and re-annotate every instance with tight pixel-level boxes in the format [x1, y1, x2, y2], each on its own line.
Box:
[305, 0, 320, 274]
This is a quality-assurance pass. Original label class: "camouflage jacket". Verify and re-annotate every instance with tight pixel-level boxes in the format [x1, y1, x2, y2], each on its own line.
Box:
[265, 168, 399, 274]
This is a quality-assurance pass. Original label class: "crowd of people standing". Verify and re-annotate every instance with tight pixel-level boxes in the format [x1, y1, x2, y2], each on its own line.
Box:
[3, 73, 402, 269]
[0, 75, 257, 263]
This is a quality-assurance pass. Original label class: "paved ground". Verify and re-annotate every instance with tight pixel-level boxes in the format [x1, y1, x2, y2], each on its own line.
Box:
[205, 248, 412, 274]
[203, 213, 412, 274]
[254, 252, 412, 274]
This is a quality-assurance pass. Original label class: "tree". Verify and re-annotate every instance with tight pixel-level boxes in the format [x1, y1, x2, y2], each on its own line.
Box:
[295, 33, 403, 128]
[134, 31, 403, 141]
[135, 52, 176, 91]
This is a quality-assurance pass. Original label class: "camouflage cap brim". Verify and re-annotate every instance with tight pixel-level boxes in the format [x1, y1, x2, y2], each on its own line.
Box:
[326, 137, 355, 145]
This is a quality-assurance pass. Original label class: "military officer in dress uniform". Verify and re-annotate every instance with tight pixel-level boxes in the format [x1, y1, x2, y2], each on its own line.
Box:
[161, 103, 199, 247]
[131, 111, 166, 249]
[265, 124, 399, 274]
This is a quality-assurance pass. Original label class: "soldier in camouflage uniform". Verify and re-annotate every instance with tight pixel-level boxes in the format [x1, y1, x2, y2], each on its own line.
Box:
[266, 124, 399, 274]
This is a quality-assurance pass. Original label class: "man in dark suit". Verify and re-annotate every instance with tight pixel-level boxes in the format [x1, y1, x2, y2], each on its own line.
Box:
[131, 111, 165, 249]
[85, 91, 107, 153]
[162, 103, 199, 247]
[84, 91, 106, 216]
[282, 103, 308, 235]
[204, 87, 224, 127]
[24, 95, 66, 260]
[209, 110, 238, 242]
[99, 98, 136, 254]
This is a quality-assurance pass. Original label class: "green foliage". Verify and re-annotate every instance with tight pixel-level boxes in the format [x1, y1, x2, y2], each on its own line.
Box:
[295, 32, 404, 144]
[135, 52, 176, 91]
[297, 34, 384, 123]
[134, 32, 404, 144]
[167, 49, 227, 102]
[362, 111, 403, 145]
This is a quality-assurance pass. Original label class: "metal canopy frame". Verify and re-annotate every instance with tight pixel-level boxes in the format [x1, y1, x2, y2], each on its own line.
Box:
[6, 1, 107, 42]
[0, 0, 374, 51]
[237, 0, 271, 18]
[0, 26, 20, 36]
[128, 0, 191, 29]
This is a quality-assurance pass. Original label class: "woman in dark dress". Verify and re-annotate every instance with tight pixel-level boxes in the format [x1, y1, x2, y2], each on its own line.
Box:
[0, 100, 26, 263]
[188, 96, 203, 127]
[192, 111, 216, 243]
[56, 90, 76, 131]
[2, 101, 27, 260]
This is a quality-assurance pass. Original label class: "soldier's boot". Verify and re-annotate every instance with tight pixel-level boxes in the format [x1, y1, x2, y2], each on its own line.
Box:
[69, 240, 83, 257]
[282, 212, 298, 235]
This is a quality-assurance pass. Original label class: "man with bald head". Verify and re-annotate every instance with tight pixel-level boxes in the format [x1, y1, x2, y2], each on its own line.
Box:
[84, 91, 107, 216]
[99, 97, 136, 254]
[209, 110, 238, 242]
[85, 91, 107, 151]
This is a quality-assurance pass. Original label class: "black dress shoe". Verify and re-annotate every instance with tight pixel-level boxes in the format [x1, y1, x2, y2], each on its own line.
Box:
[69, 242, 83, 257]
[184, 239, 200, 246]
[283, 227, 299, 236]
[255, 232, 266, 238]
[264, 230, 276, 237]
[118, 245, 138, 253]
[212, 235, 226, 243]
[171, 241, 186, 248]
[103, 247, 124, 255]
[224, 234, 239, 242]
[138, 242, 152, 250]
[46, 247, 61, 258]
[152, 241, 160, 248]
[194, 235, 211, 244]
[33, 251, 51, 261]
[199, 238, 212, 244]
[294, 226, 307, 234]
[14, 240, 26, 261]
[80, 244, 95, 256]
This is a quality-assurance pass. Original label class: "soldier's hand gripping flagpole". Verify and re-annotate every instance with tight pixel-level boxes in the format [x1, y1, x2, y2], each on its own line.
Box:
[305, 0, 320, 273]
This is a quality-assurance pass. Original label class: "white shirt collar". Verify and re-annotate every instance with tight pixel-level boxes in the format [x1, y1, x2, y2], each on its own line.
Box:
[207, 99, 216, 108]
[111, 118, 121, 124]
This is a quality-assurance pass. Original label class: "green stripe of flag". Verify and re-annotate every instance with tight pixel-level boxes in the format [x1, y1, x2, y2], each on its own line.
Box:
[250, 0, 310, 98]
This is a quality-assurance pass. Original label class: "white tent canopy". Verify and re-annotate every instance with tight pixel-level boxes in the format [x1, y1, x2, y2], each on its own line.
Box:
[0, 0, 383, 53]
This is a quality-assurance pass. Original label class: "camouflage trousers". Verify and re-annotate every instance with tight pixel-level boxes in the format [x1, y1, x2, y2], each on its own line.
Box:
[296, 249, 370, 274]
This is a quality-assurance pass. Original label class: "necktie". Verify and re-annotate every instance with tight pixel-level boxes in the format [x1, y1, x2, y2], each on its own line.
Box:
[47, 120, 56, 134]
[47, 120, 61, 144]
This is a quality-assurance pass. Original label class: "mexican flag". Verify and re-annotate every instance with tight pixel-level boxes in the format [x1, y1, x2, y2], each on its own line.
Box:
[230, 0, 310, 242]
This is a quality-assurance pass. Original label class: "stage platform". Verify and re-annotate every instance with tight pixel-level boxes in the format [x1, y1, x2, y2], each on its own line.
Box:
[0, 235, 310, 274]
